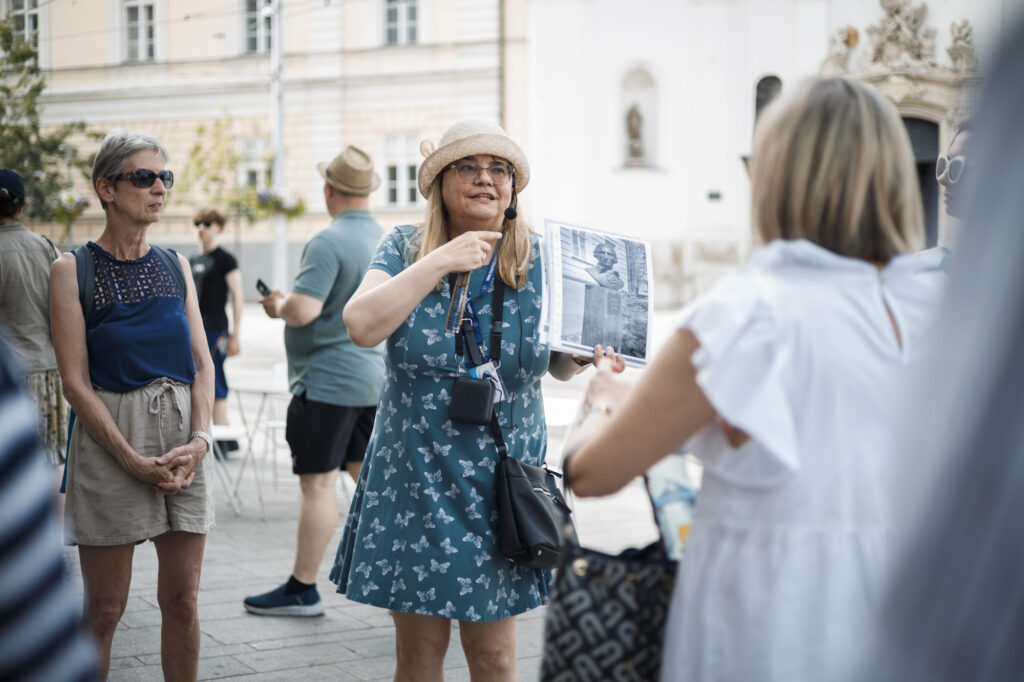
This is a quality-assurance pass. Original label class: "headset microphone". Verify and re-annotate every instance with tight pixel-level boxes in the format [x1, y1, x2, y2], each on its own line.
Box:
[504, 182, 519, 221]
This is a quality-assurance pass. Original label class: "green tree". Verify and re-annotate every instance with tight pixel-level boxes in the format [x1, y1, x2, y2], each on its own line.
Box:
[0, 15, 90, 225]
[178, 114, 265, 222]
[177, 113, 305, 226]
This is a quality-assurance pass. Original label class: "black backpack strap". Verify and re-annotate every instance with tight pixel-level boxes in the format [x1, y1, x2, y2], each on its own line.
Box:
[150, 245, 187, 299]
[72, 244, 95, 321]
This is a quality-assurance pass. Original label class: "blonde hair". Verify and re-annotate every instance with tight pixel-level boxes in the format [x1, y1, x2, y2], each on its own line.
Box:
[410, 175, 532, 289]
[750, 77, 923, 261]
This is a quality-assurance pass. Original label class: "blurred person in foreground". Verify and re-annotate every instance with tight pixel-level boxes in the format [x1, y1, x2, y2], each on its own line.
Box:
[189, 206, 243, 454]
[244, 145, 385, 617]
[563, 77, 947, 682]
[0, 330, 97, 682]
[856, 14, 1024, 682]
[0, 169, 70, 477]
[50, 130, 214, 680]
[332, 119, 588, 681]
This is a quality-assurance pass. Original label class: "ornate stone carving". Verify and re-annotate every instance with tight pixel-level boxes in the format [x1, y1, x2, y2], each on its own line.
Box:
[947, 19, 979, 74]
[865, 0, 937, 69]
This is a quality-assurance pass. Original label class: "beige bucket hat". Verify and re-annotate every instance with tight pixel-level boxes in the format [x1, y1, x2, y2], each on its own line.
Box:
[417, 119, 530, 199]
[316, 145, 381, 196]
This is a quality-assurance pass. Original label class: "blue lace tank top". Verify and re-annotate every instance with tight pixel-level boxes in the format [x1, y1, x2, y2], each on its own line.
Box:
[84, 242, 195, 392]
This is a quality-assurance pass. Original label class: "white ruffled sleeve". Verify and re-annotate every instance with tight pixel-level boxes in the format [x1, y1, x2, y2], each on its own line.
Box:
[676, 270, 800, 487]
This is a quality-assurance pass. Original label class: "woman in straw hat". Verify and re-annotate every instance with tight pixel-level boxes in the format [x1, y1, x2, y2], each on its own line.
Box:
[563, 77, 947, 681]
[331, 119, 588, 680]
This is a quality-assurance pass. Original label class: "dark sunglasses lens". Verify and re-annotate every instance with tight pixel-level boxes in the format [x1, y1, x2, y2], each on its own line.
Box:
[128, 169, 174, 189]
[194, 222, 211, 228]
[127, 169, 157, 187]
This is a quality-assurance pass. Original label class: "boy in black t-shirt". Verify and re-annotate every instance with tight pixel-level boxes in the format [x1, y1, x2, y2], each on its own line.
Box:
[190, 207, 243, 453]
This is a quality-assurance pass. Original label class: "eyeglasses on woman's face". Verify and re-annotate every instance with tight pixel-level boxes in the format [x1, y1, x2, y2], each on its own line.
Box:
[448, 160, 513, 186]
[936, 155, 966, 185]
[110, 168, 175, 190]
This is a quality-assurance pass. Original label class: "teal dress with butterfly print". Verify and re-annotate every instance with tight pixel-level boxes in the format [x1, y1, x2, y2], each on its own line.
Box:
[330, 224, 552, 621]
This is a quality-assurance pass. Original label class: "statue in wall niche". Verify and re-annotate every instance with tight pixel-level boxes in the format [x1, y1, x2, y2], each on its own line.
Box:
[626, 104, 644, 165]
[821, 25, 859, 75]
[948, 19, 979, 74]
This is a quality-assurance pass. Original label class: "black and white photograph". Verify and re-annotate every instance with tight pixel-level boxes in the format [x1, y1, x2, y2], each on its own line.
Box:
[542, 219, 653, 366]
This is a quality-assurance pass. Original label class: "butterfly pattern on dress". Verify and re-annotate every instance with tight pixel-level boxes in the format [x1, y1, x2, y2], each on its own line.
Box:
[330, 225, 553, 622]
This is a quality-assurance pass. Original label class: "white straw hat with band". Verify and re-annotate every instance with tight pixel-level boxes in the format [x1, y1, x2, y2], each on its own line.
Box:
[316, 145, 381, 196]
[417, 119, 530, 199]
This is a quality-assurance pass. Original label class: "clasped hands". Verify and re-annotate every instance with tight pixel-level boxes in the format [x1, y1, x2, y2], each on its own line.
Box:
[131, 439, 205, 494]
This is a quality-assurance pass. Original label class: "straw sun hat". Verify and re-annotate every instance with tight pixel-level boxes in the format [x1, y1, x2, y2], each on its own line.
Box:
[417, 119, 530, 199]
[316, 145, 381, 196]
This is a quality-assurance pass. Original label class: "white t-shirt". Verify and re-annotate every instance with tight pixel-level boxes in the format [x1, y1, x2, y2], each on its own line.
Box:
[661, 239, 947, 682]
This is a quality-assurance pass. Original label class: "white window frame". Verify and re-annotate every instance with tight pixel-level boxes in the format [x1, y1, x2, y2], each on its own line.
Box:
[8, 0, 41, 51]
[384, 0, 417, 46]
[382, 134, 422, 209]
[123, 0, 156, 62]
[244, 0, 273, 55]
[236, 137, 269, 190]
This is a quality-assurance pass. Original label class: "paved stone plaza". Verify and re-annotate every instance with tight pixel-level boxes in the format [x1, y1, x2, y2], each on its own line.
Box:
[64, 304, 674, 681]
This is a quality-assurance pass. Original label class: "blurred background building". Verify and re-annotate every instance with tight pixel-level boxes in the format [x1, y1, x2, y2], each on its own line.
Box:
[10, 0, 1017, 306]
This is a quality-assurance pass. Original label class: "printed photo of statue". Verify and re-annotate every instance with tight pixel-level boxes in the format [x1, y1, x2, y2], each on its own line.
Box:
[556, 225, 651, 362]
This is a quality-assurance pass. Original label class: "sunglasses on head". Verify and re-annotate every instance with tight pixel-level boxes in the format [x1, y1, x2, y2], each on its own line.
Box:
[935, 155, 966, 185]
[110, 168, 174, 189]
[194, 221, 213, 228]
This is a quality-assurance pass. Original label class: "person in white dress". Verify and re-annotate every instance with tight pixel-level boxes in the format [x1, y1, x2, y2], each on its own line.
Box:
[563, 77, 947, 682]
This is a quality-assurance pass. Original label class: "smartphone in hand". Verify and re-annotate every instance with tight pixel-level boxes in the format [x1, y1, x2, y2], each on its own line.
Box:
[256, 279, 271, 297]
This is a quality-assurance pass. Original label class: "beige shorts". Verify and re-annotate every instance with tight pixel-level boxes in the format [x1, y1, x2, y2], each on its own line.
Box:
[64, 378, 215, 546]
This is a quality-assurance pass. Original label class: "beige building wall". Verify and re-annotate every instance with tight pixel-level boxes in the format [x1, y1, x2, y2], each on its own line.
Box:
[31, 0, 528, 289]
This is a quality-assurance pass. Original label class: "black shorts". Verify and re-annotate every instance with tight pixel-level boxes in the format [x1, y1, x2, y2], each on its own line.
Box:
[285, 394, 376, 475]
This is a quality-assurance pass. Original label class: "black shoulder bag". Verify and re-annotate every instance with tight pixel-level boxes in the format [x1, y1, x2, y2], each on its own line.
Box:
[540, 462, 678, 680]
[449, 273, 572, 570]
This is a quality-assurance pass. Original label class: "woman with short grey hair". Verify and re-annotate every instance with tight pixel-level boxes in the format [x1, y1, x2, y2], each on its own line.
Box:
[50, 129, 215, 680]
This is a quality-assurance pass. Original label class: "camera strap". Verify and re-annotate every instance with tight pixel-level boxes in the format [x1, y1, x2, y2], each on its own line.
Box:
[448, 271, 511, 461]
[451, 273, 504, 369]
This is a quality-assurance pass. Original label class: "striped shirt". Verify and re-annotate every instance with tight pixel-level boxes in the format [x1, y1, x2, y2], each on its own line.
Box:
[0, 331, 96, 681]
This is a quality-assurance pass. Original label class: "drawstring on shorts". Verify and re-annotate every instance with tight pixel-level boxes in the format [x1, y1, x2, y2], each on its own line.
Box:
[147, 379, 186, 456]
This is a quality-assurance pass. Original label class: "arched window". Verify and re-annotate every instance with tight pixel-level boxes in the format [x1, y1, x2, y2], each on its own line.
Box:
[755, 75, 782, 121]
[622, 67, 657, 167]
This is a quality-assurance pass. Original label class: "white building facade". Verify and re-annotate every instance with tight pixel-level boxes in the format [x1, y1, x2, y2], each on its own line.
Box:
[526, 0, 1014, 305]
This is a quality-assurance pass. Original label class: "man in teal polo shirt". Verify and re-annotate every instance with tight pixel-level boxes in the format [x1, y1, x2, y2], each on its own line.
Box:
[245, 145, 385, 616]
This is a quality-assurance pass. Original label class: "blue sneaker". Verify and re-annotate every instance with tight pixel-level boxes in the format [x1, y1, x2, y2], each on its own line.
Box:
[244, 581, 324, 617]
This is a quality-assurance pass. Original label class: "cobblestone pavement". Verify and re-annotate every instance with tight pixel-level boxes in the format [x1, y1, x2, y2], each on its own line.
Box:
[65, 304, 677, 681]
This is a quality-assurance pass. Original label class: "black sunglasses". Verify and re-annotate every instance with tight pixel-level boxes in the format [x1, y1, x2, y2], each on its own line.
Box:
[194, 221, 213, 228]
[110, 169, 174, 189]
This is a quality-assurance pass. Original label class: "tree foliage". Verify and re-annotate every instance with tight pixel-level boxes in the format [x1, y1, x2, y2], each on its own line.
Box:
[177, 114, 304, 224]
[0, 15, 92, 224]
